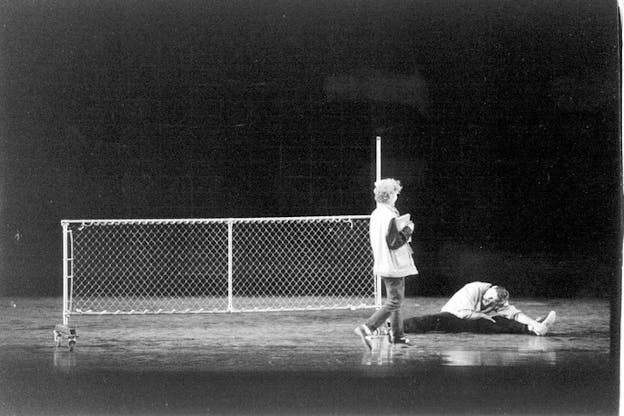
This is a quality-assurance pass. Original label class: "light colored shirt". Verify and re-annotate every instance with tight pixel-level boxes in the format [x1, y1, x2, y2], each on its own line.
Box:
[369, 203, 418, 278]
[441, 281, 521, 320]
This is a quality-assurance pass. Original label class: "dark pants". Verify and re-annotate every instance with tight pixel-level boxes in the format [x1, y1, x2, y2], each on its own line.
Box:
[365, 276, 405, 337]
[403, 312, 534, 335]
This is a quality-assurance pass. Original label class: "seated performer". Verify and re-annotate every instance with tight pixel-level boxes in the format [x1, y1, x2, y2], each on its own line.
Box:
[403, 281, 557, 336]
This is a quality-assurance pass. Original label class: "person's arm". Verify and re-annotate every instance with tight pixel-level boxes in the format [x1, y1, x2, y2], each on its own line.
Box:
[456, 309, 496, 322]
[386, 218, 414, 249]
[495, 304, 524, 322]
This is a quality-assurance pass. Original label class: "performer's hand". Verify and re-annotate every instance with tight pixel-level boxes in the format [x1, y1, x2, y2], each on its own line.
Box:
[477, 312, 496, 322]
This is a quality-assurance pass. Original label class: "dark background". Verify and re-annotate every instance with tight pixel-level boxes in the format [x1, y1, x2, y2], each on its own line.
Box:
[0, 0, 620, 299]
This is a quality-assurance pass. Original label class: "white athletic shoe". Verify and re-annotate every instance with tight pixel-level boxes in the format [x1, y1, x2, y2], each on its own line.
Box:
[390, 335, 412, 346]
[354, 324, 373, 351]
[532, 311, 556, 336]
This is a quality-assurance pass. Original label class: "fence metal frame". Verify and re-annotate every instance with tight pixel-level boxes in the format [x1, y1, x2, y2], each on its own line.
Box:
[61, 215, 381, 326]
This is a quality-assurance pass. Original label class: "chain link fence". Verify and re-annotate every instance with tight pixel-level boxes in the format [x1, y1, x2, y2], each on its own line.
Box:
[61, 216, 376, 323]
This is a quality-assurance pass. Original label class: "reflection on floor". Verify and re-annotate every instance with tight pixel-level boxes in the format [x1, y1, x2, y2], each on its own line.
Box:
[53, 348, 76, 372]
[362, 334, 558, 367]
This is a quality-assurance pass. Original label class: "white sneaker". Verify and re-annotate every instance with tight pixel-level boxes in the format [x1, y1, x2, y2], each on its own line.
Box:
[354, 324, 373, 350]
[532, 311, 556, 336]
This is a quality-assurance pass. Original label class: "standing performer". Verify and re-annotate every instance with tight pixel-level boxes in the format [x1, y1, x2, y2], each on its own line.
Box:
[355, 178, 418, 350]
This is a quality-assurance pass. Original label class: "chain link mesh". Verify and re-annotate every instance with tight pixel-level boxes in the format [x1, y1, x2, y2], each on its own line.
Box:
[64, 216, 375, 315]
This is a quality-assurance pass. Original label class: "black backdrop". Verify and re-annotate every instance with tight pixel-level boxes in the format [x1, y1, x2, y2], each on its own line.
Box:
[0, 0, 620, 298]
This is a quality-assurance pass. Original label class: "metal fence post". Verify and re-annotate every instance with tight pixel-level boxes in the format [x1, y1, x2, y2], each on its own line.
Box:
[227, 219, 234, 312]
[61, 221, 69, 326]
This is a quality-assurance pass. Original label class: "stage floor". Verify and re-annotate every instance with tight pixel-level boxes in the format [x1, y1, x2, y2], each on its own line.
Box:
[0, 296, 617, 415]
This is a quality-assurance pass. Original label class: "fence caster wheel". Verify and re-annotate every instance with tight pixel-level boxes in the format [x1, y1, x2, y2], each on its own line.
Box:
[54, 324, 78, 351]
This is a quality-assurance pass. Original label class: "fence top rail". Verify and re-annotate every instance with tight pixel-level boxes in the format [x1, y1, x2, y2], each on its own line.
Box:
[61, 214, 371, 226]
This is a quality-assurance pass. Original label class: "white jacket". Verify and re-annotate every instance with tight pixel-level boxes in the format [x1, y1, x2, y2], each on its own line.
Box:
[369, 203, 418, 278]
[441, 282, 521, 319]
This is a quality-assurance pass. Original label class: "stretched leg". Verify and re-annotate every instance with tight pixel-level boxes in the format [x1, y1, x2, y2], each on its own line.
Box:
[489, 316, 533, 334]
[404, 313, 533, 334]
[403, 313, 453, 333]
[439, 316, 532, 334]
[437, 316, 532, 334]
[513, 311, 557, 335]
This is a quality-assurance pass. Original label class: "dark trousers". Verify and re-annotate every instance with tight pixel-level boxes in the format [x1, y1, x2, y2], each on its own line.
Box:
[403, 312, 533, 335]
[365, 276, 405, 337]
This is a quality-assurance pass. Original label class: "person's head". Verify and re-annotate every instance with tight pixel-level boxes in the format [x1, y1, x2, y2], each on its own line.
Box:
[374, 178, 403, 205]
[482, 285, 509, 310]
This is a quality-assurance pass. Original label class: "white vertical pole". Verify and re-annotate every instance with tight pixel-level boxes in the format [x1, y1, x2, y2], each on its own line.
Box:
[375, 135, 381, 182]
[227, 220, 234, 312]
[374, 135, 382, 308]
[61, 221, 69, 326]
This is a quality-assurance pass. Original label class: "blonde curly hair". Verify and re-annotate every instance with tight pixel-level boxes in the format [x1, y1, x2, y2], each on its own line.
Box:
[373, 178, 402, 203]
